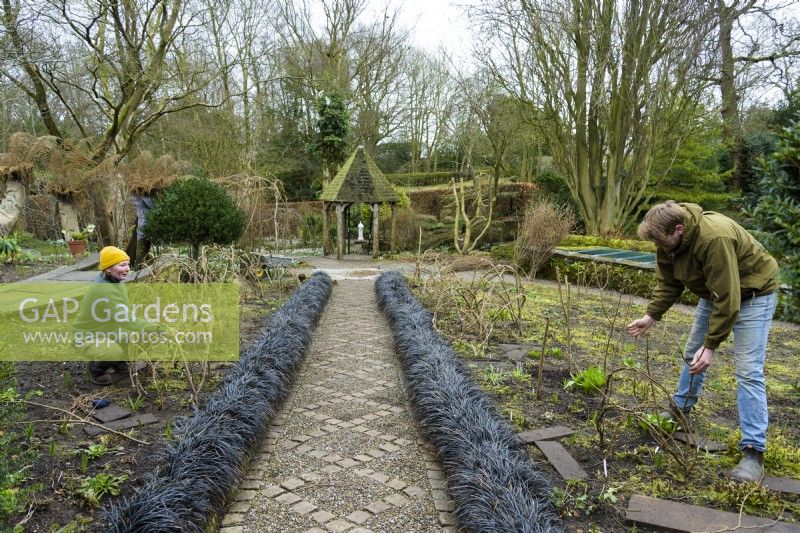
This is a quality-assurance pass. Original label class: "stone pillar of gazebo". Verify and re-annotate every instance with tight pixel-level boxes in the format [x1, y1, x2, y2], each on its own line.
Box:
[371, 203, 380, 258]
[336, 203, 346, 260]
[322, 202, 331, 255]
[390, 203, 397, 253]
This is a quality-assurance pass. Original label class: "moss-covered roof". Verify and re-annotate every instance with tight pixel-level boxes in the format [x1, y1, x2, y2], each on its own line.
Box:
[319, 146, 398, 203]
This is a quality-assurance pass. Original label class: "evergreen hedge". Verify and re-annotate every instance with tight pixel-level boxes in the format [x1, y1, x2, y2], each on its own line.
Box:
[386, 171, 455, 188]
[752, 119, 800, 322]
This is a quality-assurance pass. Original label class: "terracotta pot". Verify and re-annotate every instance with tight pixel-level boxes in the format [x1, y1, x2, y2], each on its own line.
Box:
[67, 239, 86, 256]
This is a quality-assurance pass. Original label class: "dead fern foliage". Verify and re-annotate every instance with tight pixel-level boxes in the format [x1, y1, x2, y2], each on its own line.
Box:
[119, 151, 187, 195]
[4, 132, 59, 166]
[45, 139, 118, 200]
[0, 132, 59, 186]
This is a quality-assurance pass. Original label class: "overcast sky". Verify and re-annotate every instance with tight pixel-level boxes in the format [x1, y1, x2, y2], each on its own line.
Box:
[365, 0, 477, 61]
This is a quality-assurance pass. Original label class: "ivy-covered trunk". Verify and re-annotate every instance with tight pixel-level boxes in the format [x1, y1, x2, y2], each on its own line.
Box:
[752, 121, 800, 322]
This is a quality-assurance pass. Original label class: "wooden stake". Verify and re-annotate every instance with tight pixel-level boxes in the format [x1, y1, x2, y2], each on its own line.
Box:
[537, 317, 550, 400]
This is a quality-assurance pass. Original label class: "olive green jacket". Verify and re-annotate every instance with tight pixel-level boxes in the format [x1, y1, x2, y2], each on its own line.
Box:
[646, 203, 778, 349]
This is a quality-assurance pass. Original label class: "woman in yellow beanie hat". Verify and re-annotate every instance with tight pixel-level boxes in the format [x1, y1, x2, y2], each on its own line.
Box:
[98, 246, 131, 281]
[73, 246, 150, 385]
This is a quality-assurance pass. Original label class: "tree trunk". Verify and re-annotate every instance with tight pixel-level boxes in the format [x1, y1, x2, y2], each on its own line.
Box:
[322, 202, 331, 255]
[371, 202, 380, 257]
[87, 182, 116, 246]
[718, 0, 742, 190]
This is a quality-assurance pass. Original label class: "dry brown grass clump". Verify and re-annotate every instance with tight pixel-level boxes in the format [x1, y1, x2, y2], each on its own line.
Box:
[443, 253, 497, 272]
[389, 207, 421, 252]
[516, 200, 575, 276]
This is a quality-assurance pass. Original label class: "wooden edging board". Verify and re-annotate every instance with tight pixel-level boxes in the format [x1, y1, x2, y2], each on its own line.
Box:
[534, 440, 588, 481]
[673, 431, 728, 453]
[517, 425, 575, 444]
[84, 413, 158, 436]
[719, 470, 800, 496]
[626, 494, 800, 532]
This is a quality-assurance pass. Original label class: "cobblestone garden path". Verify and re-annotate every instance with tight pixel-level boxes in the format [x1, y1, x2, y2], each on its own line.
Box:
[219, 279, 456, 533]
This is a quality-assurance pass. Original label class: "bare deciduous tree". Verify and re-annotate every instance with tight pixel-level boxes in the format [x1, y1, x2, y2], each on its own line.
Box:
[711, 0, 800, 189]
[404, 50, 455, 172]
[1, 0, 218, 242]
[276, 0, 409, 157]
[475, 0, 713, 234]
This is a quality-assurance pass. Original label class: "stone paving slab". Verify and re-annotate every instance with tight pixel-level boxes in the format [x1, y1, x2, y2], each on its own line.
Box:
[18, 253, 99, 282]
[626, 494, 800, 532]
[223, 280, 448, 532]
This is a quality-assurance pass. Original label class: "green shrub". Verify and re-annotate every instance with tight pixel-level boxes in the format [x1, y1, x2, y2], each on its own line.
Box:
[646, 188, 739, 213]
[751, 121, 800, 322]
[298, 211, 323, 246]
[490, 243, 515, 261]
[0, 235, 20, 260]
[559, 234, 656, 253]
[145, 177, 245, 257]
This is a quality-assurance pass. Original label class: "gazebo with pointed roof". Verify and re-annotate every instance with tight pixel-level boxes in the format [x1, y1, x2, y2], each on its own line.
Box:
[319, 146, 398, 259]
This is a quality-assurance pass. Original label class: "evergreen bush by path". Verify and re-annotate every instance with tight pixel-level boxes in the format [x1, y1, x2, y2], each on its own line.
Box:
[375, 271, 562, 533]
[105, 272, 333, 532]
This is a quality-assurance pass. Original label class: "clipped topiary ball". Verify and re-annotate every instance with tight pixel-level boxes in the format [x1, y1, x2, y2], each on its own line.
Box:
[144, 177, 245, 254]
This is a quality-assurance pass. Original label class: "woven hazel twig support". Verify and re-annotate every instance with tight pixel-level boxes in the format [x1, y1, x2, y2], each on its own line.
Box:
[105, 272, 333, 532]
[375, 271, 562, 533]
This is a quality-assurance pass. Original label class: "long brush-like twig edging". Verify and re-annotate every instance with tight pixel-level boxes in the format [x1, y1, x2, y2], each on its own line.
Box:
[376, 271, 562, 533]
[105, 272, 333, 532]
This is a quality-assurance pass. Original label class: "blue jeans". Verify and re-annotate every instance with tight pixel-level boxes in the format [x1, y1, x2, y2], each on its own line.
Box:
[672, 292, 777, 452]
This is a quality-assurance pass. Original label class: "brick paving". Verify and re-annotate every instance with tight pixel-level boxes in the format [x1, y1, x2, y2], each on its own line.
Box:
[219, 280, 452, 533]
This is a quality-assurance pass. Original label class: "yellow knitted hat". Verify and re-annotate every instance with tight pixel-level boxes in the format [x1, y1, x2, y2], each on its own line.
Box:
[99, 246, 130, 271]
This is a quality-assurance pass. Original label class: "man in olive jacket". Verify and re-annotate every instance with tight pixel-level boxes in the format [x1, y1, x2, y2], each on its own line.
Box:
[627, 201, 778, 482]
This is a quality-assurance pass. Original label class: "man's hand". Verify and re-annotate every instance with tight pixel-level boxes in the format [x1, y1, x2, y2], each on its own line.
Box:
[689, 346, 714, 375]
[626, 315, 655, 337]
